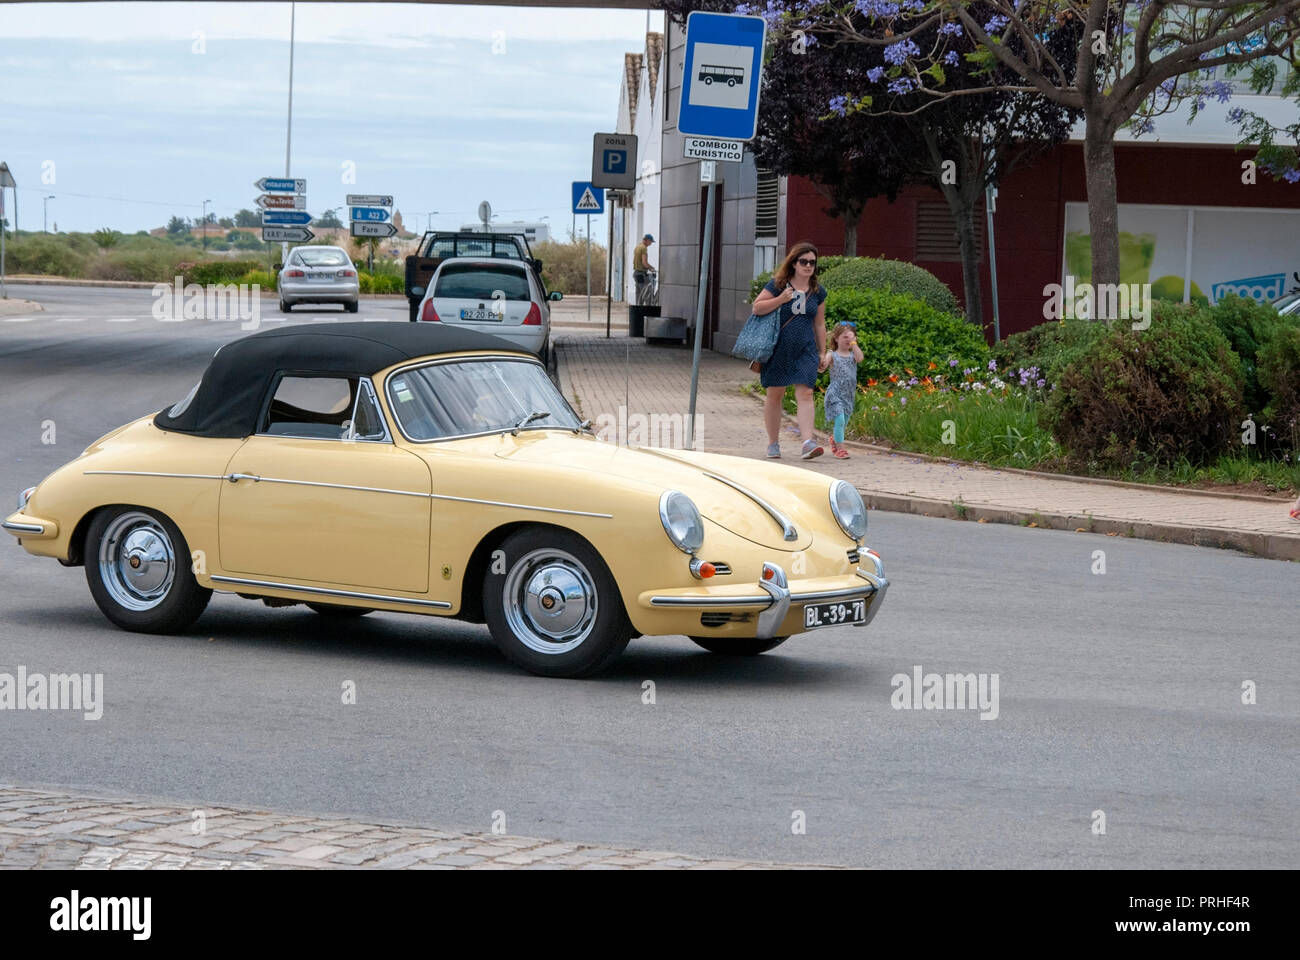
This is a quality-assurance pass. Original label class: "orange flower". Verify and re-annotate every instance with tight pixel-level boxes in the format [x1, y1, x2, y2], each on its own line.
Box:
[866, 378, 878, 387]
[921, 376, 932, 385]
[927, 361, 937, 370]
[904, 367, 914, 376]
[888, 373, 899, 383]
[885, 390, 894, 398]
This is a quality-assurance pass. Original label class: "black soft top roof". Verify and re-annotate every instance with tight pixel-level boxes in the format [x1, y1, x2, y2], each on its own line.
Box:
[154, 321, 526, 438]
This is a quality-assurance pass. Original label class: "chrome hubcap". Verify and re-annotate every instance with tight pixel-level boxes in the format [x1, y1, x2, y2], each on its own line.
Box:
[503, 548, 598, 655]
[99, 512, 176, 611]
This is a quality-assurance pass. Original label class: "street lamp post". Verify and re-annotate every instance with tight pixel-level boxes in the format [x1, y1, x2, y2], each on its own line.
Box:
[43, 195, 54, 233]
[202, 199, 211, 249]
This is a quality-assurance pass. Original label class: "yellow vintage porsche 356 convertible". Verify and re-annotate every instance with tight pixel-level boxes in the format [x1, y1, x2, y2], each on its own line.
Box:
[5, 322, 888, 677]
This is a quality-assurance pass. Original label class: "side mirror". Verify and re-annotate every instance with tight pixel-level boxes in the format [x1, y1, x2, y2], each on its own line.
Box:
[548, 291, 563, 301]
[274, 263, 283, 271]
[411, 285, 425, 297]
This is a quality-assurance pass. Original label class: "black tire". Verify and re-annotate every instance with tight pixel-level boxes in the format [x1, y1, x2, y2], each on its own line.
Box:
[306, 602, 373, 618]
[483, 527, 634, 678]
[279, 299, 292, 313]
[345, 301, 360, 314]
[85, 507, 211, 634]
[690, 636, 788, 656]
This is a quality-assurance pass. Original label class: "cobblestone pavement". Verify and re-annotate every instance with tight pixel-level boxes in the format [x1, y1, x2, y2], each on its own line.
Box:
[0, 787, 830, 870]
[556, 335, 1300, 560]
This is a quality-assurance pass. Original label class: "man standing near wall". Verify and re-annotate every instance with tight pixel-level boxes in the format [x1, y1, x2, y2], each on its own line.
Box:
[633, 233, 655, 304]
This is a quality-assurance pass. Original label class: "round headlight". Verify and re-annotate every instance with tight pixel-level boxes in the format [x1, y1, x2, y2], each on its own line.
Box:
[829, 480, 867, 541]
[659, 490, 704, 554]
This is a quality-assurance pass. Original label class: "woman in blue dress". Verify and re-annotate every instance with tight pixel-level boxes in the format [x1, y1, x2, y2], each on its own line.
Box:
[751, 241, 829, 459]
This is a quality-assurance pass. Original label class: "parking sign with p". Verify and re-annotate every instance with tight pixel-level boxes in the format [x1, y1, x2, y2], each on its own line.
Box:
[592, 133, 637, 190]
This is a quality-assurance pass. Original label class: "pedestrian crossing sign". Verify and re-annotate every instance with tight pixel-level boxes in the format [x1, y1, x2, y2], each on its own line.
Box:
[572, 181, 605, 215]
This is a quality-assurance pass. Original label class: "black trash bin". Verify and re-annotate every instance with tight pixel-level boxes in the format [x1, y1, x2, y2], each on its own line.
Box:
[628, 305, 659, 337]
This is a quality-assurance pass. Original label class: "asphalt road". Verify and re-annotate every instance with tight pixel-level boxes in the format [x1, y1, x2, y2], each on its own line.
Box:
[1, 285, 1297, 868]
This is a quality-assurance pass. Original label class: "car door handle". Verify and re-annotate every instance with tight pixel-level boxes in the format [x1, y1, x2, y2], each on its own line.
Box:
[225, 473, 261, 483]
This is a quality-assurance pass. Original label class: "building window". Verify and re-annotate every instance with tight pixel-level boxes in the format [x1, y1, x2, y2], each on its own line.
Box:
[914, 198, 984, 262]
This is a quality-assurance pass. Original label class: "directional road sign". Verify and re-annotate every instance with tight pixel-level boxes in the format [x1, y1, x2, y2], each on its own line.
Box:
[262, 226, 315, 243]
[351, 222, 398, 239]
[261, 210, 312, 226]
[350, 206, 390, 223]
[571, 182, 605, 215]
[678, 11, 766, 141]
[256, 194, 307, 210]
[592, 133, 637, 190]
[255, 177, 306, 194]
[346, 194, 393, 208]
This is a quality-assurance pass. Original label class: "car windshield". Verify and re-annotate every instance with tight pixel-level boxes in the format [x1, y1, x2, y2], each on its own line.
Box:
[296, 248, 348, 267]
[387, 358, 580, 441]
[435, 263, 531, 301]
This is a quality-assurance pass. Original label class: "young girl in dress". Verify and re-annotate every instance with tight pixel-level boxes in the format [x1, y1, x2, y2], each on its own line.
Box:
[823, 322, 863, 459]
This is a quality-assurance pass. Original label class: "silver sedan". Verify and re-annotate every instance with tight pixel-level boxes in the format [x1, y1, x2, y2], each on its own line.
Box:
[278, 246, 360, 313]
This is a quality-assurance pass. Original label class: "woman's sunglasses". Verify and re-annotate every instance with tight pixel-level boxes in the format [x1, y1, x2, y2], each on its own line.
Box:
[796, 257, 817, 267]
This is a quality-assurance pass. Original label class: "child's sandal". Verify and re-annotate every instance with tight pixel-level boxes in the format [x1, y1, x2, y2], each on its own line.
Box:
[1290, 506, 1300, 522]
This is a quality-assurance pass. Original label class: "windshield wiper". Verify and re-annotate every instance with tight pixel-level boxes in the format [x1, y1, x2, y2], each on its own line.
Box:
[511, 411, 550, 435]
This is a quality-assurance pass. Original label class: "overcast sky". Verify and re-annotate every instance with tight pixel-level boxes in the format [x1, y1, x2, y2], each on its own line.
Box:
[0, 1, 663, 237]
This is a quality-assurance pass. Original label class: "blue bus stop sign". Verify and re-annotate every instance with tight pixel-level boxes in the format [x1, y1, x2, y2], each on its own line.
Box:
[677, 11, 767, 141]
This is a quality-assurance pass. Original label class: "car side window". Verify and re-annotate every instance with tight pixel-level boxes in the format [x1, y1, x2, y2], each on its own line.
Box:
[262, 376, 357, 440]
[345, 380, 389, 442]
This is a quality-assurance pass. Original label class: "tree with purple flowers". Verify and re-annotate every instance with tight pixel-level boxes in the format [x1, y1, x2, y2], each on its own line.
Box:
[790, 1, 1300, 289]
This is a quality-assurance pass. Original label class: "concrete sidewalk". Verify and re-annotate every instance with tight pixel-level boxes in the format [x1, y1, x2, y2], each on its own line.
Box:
[555, 336, 1300, 562]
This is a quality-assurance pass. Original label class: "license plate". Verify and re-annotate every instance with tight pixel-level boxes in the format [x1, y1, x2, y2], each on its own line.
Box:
[460, 308, 503, 321]
[309, 271, 334, 281]
[803, 598, 866, 629]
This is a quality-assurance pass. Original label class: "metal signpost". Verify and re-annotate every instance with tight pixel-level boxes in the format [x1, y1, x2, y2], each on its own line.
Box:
[347, 194, 394, 272]
[0, 162, 13, 300]
[572, 181, 605, 325]
[677, 11, 766, 448]
[592, 135, 637, 338]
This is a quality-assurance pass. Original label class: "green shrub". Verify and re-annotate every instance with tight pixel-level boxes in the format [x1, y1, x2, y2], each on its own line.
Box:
[357, 271, 402, 294]
[1207, 293, 1291, 415]
[1046, 303, 1245, 467]
[1257, 324, 1300, 431]
[186, 260, 262, 285]
[241, 270, 277, 292]
[86, 246, 190, 282]
[991, 319, 1107, 386]
[4, 234, 89, 277]
[821, 257, 961, 316]
[825, 288, 989, 384]
[91, 228, 121, 249]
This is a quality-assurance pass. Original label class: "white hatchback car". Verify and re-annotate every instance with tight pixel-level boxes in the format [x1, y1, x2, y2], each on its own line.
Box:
[416, 258, 560, 360]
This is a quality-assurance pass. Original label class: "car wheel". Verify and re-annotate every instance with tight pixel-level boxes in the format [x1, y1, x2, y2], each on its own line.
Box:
[483, 528, 634, 678]
[345, 301, 359, 314]
[280, 300, 292, 313]
[306, 602, 373, 618]
[85, 507, 211, 634]
[690, 636, 788, 655]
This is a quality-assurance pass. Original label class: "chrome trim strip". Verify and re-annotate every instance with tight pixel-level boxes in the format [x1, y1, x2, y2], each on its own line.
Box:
[429, 494, 612, 519]
[854, 563, 890, 627]
[795, 583, 881, 603]
[703, 472, 799, 542]
[650, 594, 772, 608]
[84, 471, 226, 480]
[210, 576, 452, 608]
[649, 571, 882, 613]
[225, 475, 429, 498]
[2, 521, 44, 534]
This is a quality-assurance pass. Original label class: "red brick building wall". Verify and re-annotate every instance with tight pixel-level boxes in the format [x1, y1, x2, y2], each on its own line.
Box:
[785, 143, 1300, 340]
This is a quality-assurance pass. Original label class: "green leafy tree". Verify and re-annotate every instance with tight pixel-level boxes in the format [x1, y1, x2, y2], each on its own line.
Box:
[233, 208, 260, 228]
[166, 215, 190, 236]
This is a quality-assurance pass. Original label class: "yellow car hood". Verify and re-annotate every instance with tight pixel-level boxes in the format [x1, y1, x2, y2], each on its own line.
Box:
[496, 435, 818, 551]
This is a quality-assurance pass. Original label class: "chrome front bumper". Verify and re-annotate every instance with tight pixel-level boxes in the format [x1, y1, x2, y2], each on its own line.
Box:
[647, 552, 890, 639]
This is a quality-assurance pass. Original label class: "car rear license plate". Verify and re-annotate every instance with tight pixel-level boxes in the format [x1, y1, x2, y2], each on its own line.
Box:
[803, 598, 866, 629]
[460, 308, 503, 321]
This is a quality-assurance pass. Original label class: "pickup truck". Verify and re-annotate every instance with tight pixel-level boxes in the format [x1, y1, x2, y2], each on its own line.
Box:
[404, 231, 545, 322]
